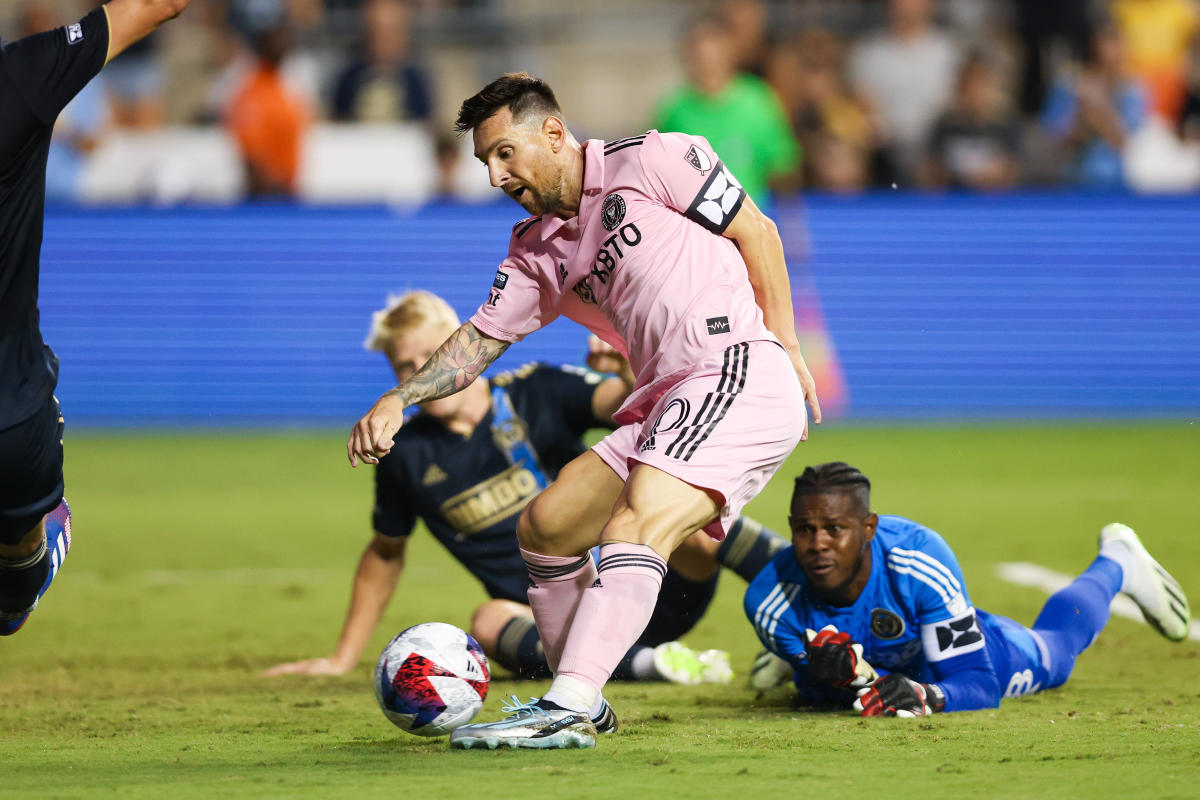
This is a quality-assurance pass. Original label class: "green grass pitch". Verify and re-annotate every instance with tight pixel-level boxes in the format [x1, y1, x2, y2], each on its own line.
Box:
[2, 424, 1198, 798]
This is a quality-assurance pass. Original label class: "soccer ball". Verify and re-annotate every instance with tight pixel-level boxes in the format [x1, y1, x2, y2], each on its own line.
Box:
[374, 622, 490, 737]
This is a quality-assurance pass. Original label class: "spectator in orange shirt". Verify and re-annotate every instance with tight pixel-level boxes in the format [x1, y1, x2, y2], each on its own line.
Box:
[227, 25, 309, 197]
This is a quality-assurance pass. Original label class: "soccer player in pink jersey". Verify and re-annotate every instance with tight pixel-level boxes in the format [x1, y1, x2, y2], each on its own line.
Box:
[347, 73, 821, 749]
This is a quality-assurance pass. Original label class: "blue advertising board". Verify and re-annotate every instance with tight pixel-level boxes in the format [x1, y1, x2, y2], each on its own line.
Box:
[37, 194, 1200, 425]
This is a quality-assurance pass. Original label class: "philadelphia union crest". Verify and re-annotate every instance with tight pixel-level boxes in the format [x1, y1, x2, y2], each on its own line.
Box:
[601, 194, 626, 231]
[871, 608, 905, 640]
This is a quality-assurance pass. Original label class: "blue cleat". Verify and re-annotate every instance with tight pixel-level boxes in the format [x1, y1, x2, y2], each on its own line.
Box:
[1, 499, 72, 636]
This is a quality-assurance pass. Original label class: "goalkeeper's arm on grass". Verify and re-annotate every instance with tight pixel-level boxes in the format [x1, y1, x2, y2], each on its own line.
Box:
[854, 615, 1003, 716]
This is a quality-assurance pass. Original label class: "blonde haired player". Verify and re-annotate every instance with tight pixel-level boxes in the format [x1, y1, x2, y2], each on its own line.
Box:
[272, 291, 788, 704]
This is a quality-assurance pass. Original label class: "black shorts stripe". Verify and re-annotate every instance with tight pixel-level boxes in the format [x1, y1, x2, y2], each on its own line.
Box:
[663, 343, 750, 463]
[665, 348, 738, 459]
[682, 347, 750, 461]
[665, 391, 716, 459]
[664, 345, 737, 459]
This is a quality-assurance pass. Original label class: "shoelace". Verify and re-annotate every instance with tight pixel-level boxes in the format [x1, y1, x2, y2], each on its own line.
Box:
[498, 695, 553, 720]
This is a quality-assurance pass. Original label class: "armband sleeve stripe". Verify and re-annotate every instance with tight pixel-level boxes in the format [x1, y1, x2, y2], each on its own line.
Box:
[890, 547, 962, 593]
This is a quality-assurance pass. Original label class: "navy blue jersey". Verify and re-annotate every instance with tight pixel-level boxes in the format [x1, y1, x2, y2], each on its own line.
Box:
[373, 364, 605, 602]
[745, 515, 1017, 712]
[0, 9, 108, 426]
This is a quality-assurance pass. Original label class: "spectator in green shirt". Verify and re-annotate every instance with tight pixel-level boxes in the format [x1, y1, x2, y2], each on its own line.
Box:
[653, 16, 801, 205]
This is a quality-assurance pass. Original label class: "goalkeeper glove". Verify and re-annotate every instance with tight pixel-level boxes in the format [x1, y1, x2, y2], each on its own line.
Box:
[803, 625, 879, 689]
[853, 674, 946, 717]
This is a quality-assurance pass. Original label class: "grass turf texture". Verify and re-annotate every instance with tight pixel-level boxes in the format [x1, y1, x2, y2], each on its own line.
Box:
[2, 424, 1198, 798]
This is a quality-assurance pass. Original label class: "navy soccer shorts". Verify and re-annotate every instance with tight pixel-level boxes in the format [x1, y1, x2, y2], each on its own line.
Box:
[0, 395, 65, 544]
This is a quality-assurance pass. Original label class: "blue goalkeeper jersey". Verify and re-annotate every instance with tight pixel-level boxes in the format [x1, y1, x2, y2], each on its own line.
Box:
[744, 515, 1041, 712]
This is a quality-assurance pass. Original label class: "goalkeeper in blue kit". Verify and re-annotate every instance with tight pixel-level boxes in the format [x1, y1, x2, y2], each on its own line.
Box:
[744, 462, 1192, 716]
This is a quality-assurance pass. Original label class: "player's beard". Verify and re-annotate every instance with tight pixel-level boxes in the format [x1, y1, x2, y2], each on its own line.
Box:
[521, 161, 565, 216]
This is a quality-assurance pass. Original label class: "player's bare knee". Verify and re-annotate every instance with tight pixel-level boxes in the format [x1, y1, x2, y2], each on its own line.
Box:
[667, 532, 720, 581]
[516, 493, 573, 553]
[469, 600, 528, 655]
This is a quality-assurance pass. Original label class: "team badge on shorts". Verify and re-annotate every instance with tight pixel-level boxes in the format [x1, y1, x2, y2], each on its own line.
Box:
[871, 608, 905, 640]
[493, 271, 508, 289]
[601, 194, 626, 231]
[66, 23, 83, 44]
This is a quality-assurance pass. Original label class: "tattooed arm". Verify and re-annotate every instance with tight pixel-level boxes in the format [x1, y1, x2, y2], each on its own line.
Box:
[347, 322, 510, 466]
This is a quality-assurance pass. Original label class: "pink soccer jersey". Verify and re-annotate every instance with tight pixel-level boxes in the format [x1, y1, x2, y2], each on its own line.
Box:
[469, 130, 778, 425]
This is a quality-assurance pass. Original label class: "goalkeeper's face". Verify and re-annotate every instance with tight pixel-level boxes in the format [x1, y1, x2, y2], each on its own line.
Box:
[789, 491, 878, 606]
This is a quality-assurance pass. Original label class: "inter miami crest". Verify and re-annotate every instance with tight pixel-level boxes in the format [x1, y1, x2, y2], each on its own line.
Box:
[870, 608, 905, 640]
[601, 194, 626, 231]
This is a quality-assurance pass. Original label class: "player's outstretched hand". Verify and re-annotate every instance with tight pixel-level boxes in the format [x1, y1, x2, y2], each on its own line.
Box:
[348, 393, 408, 466]
[853, 674, 946, 717]
[585, 335, 628, 375]
[262, 656, 353, 677]
[785, 344, 822, 425]
[804, 625, 878, 688]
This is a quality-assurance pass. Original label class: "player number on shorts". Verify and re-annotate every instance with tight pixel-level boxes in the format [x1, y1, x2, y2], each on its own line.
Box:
[1003, 669, 1041, 698]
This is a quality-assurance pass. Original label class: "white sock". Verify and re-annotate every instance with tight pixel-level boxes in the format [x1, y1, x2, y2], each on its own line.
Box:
[630, 646, 659, 680]
[542, 674, 595, 713]
[588, 694, 606, 718]
[1099, 539, 1134, 592]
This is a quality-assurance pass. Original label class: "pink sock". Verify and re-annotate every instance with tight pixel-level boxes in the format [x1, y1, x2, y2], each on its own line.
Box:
[549, 543, 667, 709]
[521, 548, 597, 673]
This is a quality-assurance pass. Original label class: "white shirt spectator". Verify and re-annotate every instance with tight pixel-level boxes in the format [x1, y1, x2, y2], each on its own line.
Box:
[850, 29, 960, 153]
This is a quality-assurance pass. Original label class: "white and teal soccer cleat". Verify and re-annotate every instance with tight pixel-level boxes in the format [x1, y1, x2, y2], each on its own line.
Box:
[591, 697, 618, 735]
[748, 648, 795, 690]
[449, 696, 597, 750]
[652, 642, 734, 685]
[1100, 522, 1191, 642]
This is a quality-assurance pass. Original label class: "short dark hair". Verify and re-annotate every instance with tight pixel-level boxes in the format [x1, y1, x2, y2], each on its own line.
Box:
[454, 72, 562, 134]
[792, 462, 871, 514]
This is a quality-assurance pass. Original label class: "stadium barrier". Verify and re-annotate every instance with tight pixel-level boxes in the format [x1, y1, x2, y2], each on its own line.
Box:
[39, 194, 1200, 425]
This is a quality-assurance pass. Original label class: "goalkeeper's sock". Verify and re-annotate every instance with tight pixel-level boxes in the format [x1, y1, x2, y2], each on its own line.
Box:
[545, 543, 666, 712]
[0, 537, 50, 614]
[716, 516, 787, 582]
[1031, 554, 1123, 688]
[521, 549, 596, 673]
[610, 644, 658, 681]
[1098, 537, 1134, 591]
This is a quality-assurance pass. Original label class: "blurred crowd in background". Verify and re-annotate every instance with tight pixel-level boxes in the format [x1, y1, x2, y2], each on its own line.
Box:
[5, 0, 1200, 202]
